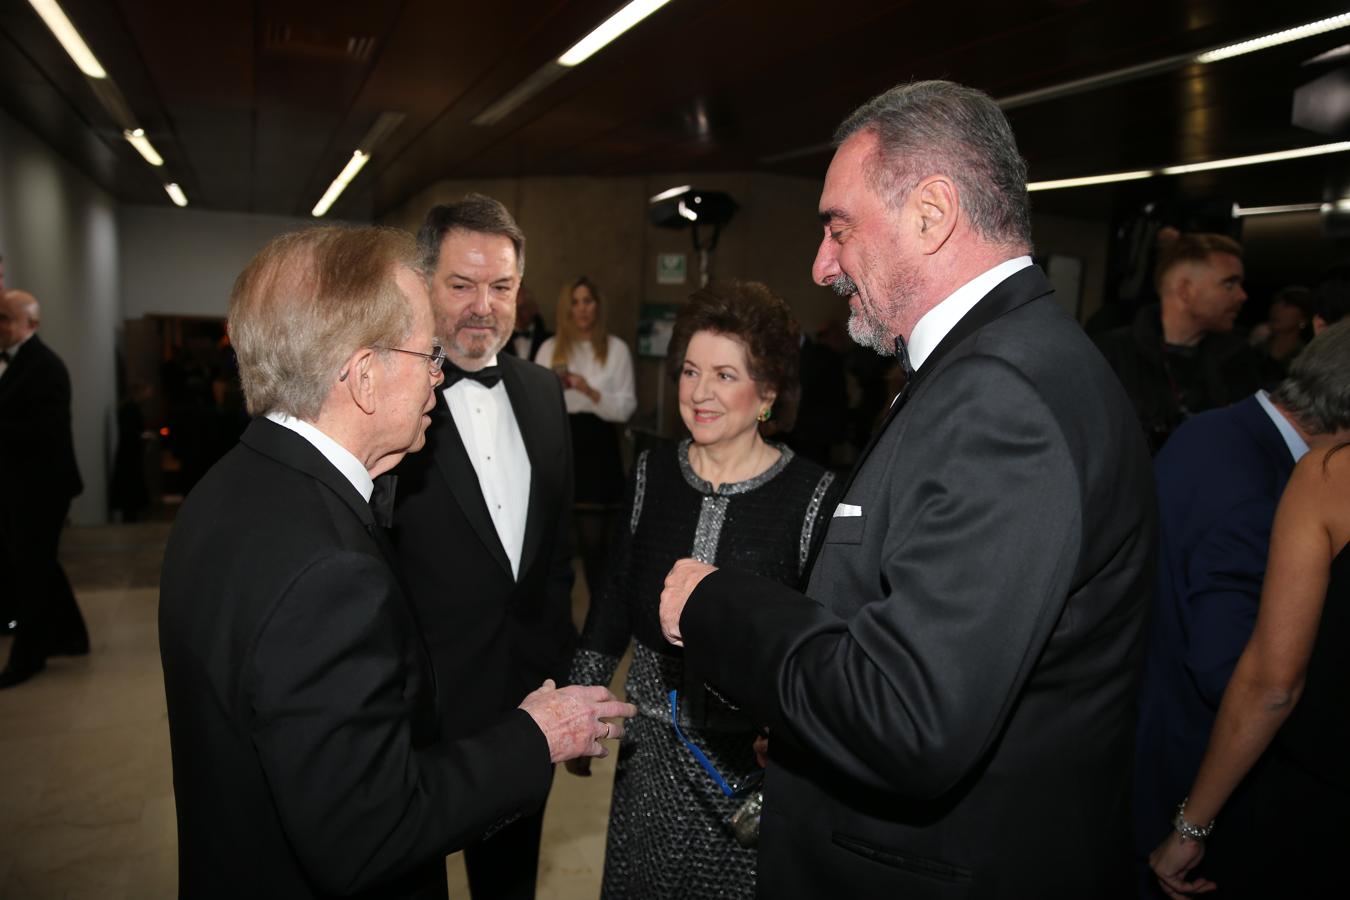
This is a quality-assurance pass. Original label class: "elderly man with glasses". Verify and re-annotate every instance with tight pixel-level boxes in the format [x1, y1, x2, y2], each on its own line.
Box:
[158, 225, 633, 900]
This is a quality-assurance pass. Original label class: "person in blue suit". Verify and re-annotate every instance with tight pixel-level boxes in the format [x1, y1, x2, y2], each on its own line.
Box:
[1133, 329, 1350, 892]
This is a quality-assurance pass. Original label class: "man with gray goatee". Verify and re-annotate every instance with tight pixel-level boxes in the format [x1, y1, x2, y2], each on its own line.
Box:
[659, 80, 1154, 898]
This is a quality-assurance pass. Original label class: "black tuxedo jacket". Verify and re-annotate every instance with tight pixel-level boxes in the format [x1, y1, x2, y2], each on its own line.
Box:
[390, 354, 576, 738]
[0, 334, 82, 503]
[159, 418, 553, 899]
[682, 266, 1156, 899]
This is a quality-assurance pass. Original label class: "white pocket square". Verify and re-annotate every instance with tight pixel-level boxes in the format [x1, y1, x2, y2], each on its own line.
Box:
[833, 503, 862, 518]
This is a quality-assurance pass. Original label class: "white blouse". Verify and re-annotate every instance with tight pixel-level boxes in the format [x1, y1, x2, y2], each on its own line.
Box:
[535, 334, 636, 424]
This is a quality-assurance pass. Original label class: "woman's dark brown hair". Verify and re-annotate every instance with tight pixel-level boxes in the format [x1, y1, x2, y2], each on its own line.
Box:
[665, 280, 802, 431]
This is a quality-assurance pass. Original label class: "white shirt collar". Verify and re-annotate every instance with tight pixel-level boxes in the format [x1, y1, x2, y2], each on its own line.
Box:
[1255, 390, 1310, 463]
[907, 256, 1033, 371]
[265, 411, 374, 501]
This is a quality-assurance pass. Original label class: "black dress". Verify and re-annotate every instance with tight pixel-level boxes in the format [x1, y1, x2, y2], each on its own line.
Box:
[1213, 540, 1350, 897]
[569, 439, 837, 900]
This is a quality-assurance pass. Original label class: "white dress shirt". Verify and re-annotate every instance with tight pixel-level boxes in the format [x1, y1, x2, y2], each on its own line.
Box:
[444, 356, 531, 578]
[265, 411, 374, 501]
[1255, 389, 1310, 463]
[534, 334, 637, 423]
[907, 256, 1034, 371]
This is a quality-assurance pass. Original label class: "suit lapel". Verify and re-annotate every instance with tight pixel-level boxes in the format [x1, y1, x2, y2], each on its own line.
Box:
[429, 388, 515, 578]
[501, 359, 547, 579]
[834, 265, 1055, 503]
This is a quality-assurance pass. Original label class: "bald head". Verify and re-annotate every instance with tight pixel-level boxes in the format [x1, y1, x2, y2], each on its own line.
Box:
[0, 290, 40, 348]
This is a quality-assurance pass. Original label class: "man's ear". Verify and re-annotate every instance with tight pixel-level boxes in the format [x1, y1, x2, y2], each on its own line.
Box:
[342, 348, 379, 415]
[913, 176, 958, 255]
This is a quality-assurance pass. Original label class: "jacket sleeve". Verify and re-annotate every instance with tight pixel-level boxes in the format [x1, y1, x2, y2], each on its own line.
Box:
[1181, 496, 1272, 707]
[681, 354, 1083, 798]
[248, 549, 553, 895]
[0, 351, 73, 457]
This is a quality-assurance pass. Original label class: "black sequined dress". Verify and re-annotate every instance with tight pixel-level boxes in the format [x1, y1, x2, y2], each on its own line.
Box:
[570, 439, 836, 900]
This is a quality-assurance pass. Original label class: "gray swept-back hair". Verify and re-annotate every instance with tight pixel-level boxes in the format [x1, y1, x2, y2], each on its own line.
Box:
[834, 80, 1032, 249]
[228, 226, 420, 419]
[1270, 319, 1350, 435]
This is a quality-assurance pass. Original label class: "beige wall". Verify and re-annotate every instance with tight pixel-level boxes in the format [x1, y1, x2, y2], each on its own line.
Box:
[386, 175, 1112, 432]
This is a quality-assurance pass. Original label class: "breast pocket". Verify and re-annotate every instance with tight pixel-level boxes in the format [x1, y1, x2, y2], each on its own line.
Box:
[823, 512, 866, 545]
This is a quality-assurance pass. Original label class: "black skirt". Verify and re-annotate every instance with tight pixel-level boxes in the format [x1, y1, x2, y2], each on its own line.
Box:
[570, 412, 625, 505]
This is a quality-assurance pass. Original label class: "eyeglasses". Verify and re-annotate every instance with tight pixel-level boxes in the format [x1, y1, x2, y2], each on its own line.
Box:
[375, 344, 446, 373]
[668, 690, 764, 798]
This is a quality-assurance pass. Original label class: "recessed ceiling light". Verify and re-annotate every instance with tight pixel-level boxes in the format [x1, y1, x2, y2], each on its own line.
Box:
[1232, 203, 1323, 217]
[312, 151, 370, 218]
[164, 183, 188, 207]
[558, 0, 674, 67]
[27, 0, 105, 79]
[123, 128, 164, 167]
[1026, 170, 1155, 192]
[1196, 12, 1350, 64]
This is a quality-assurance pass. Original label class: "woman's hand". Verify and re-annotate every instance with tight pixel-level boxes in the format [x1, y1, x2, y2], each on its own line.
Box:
[564, 372, 599, 402]
[1149, 832, 1215, 898]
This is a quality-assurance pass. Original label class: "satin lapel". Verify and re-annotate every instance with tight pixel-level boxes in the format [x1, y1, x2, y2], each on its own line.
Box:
[429, 388, 514, 577]
[833, 265, 1055, 502]
[502, 359, 546, 579]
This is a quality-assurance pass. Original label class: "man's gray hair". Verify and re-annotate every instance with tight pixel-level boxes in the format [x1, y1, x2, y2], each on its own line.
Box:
[228, 226, 420, 420]
[1270, 319, 1350, 435]
[416, 193, 526, 276]
[834, 80, 1033, 249]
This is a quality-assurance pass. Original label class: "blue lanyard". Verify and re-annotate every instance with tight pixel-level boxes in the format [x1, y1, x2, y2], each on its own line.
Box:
[669, 689, 737, 798]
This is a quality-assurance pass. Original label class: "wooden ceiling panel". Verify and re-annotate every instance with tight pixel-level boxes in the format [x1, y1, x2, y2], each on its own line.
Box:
[4, 0, 1350, 220]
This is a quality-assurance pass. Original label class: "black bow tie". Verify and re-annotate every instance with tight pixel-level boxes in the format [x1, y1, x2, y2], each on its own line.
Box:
[443, 362, 502, 388]
[369, 473, 397, 528]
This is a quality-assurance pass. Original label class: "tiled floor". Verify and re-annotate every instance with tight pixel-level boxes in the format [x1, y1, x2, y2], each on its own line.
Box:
[0, 523, 619, 899]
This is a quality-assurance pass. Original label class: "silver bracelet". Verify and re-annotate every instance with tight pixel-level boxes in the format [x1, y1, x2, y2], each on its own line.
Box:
[1172, 797, 1215, 841]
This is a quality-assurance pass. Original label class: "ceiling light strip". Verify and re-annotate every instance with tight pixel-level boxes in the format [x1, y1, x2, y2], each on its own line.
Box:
[27, 0, 105, 79]
[164, 183, 188, 207]
[123, 129, 164, 166]
[1232, 203, 1323, 217]
[1159, 141, 1350, 175]
[1026, 170, 1154, 192]
[558, 0, 674, 67]
[1195, 12, 1350, 64]
[312, 151, 370, 218]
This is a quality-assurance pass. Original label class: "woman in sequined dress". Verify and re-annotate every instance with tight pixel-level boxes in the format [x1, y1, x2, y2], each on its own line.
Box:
[567, 281, 838, 899]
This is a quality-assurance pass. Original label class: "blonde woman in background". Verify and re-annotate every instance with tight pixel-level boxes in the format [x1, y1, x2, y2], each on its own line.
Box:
[535, 276, 636, 602]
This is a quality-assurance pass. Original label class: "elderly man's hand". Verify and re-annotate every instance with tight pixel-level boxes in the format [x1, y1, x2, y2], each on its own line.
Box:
[659, 558, 717, 647]
[518, 680, 635, 764]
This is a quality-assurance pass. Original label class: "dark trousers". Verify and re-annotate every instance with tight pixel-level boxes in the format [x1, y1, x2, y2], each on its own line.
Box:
[4, 495, 87, 670]
[461, 803, 546, 900]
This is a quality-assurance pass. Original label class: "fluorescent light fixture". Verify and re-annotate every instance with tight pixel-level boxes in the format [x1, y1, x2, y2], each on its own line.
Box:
[27, 0, 105, 78]
[123, 128, 164, 166]
[1026, 170, 1154, 192]
[164, 183, 188, 207]
[649, 184, 691, 203]
[1195, 12, 1350, 64]
[558, 0, 673, 67]
[312, 151, 370, 217]
[677, 199, 698, 221]
[1160, 141, 1350, 175]
[1233, 202, 1322, 217]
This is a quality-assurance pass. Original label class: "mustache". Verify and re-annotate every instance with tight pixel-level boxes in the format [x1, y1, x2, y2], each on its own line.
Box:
[454, 314, 499, 330]
[830, 273, 859, 298]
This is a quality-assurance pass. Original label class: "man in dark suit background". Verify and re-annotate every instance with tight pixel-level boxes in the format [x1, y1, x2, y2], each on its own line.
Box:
[502, 284, 552, 363]
[0, 288, 88, 688]
[159, 225, 633, 899]
[1133, 326, 1350, 890]
[660, 80, 1155, 899]
[391, 195, 576, 899]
